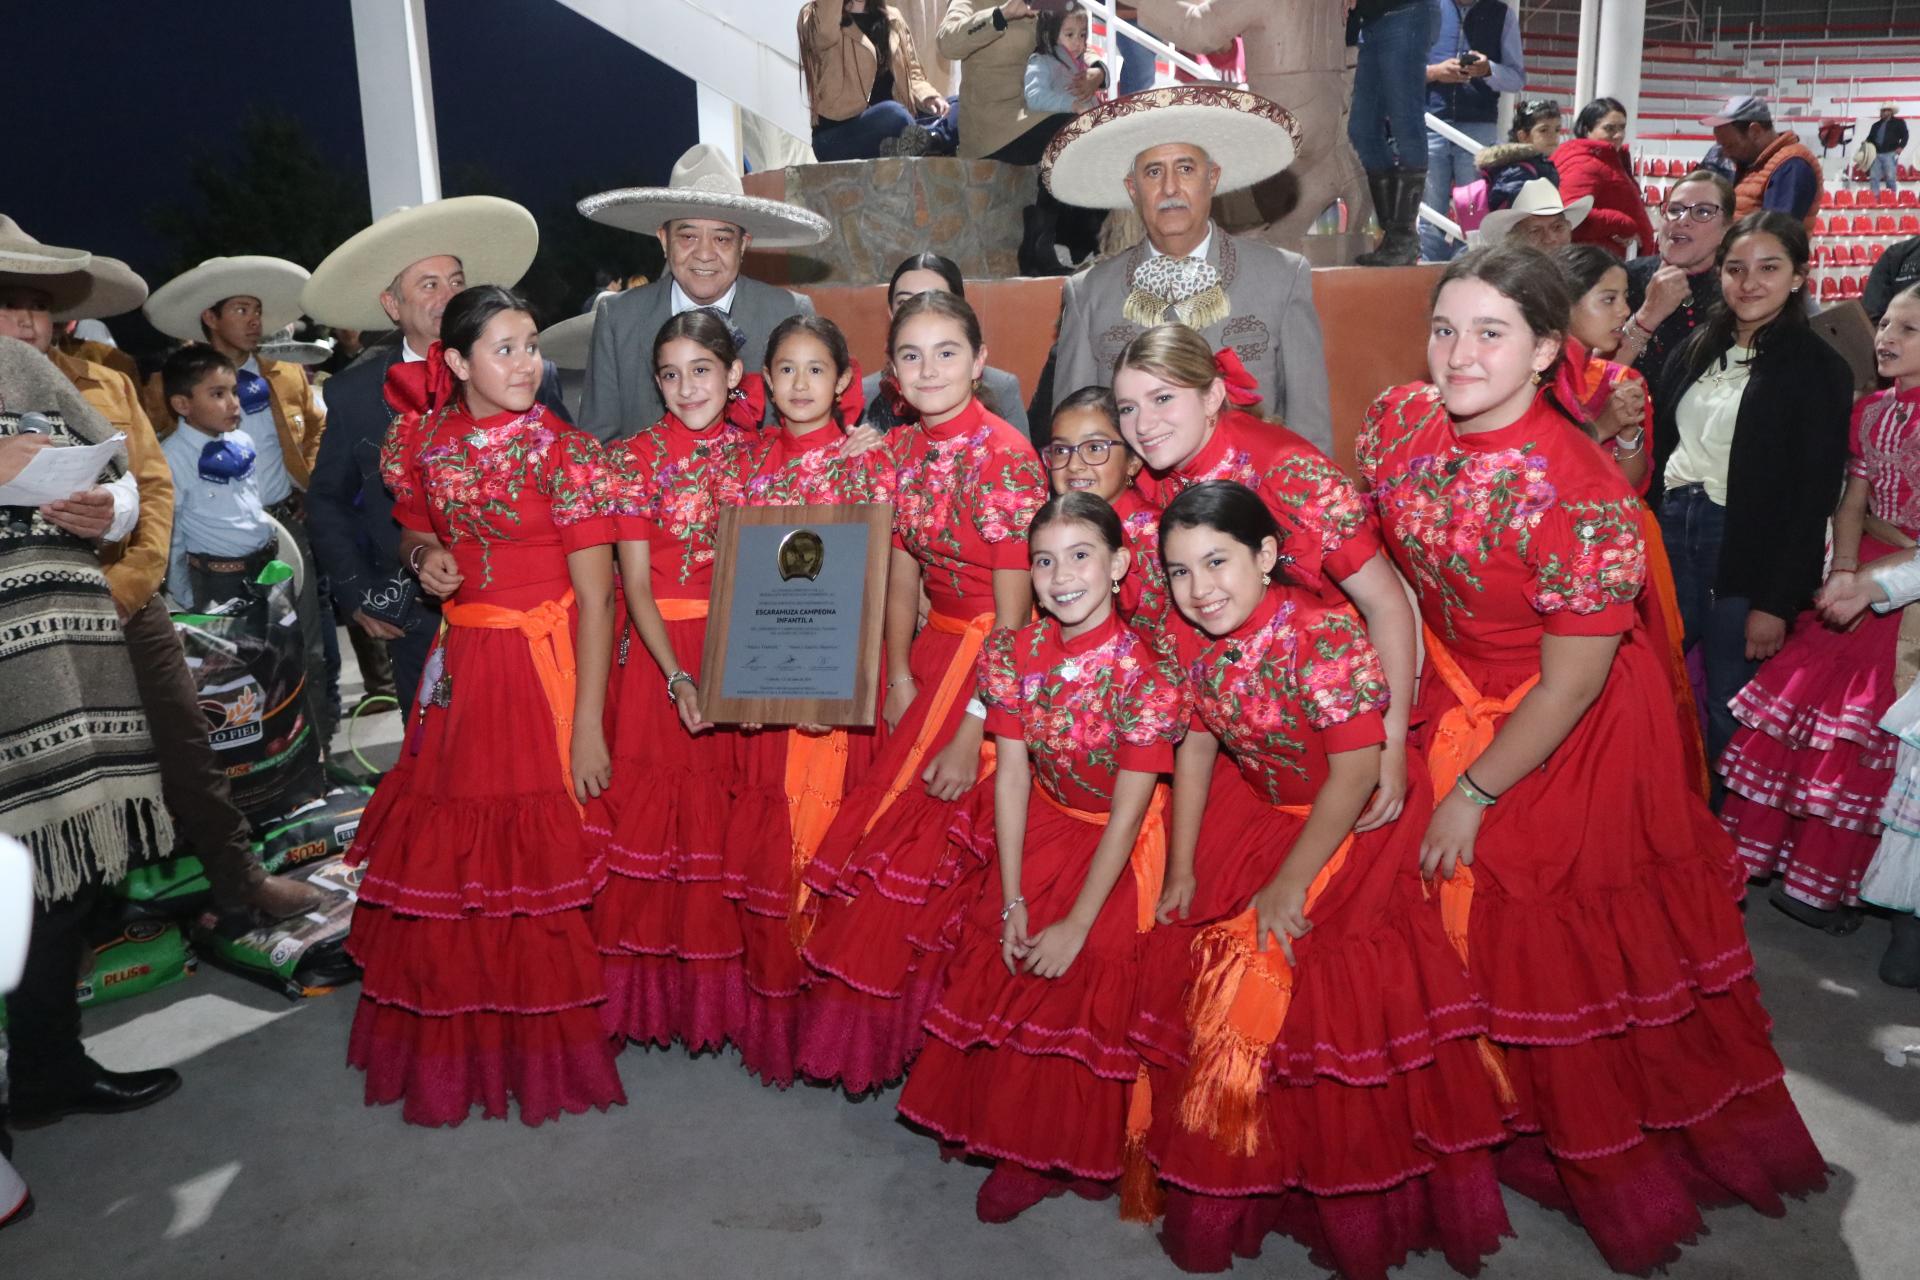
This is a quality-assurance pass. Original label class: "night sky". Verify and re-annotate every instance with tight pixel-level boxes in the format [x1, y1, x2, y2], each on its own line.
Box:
[13, 0, 696, 327]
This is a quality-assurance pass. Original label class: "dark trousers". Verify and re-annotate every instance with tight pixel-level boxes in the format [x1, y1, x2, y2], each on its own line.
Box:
[1660, 484, 1758, 771]
[119, 595, 265, 908]
[811, 99, 958, 161]
[986, 112, 1073, 166]
[6, 886, 101, 1089]
[267, 497, 338, 746]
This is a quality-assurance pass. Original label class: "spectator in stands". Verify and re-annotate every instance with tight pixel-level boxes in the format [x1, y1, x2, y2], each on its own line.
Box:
[1478, 176, 1589, 251]
[1480, 97, 1562, 207]
[1420, 0, 1527, 262]
[1025, 5, 1105, 117]
[1619, 169, 1736, 383]
[800, 1, 957, 161]
[1554, 95, 1658, 257]
[1703, 94, 1823, 223]
[1348, 0, 1440, 267]
[860, 252, 1029, 438]
[1866, 233, 1920, 322]
[1869, 102, 1909, 198]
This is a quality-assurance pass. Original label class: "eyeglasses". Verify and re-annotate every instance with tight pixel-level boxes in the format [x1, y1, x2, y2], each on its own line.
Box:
[1662, 201, 1725, 223]
[1041, 439, 1123, 469]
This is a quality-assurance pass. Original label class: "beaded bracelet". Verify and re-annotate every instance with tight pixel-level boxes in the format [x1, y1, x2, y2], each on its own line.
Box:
[999, 896, 1027, 922]
[1455, 771, 1499, 807]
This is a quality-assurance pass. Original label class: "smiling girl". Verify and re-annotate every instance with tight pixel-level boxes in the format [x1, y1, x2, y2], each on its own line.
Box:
[796, 291, 1046, 1092]
[592, 309, 758, 1057]
[1129, 481, 1507, 1278]
[1360, 244, 1825, 1272]
[1043, 386, 1168, 628]
[898, 491, 1183, 1222]
[348, 285, 624, 1127]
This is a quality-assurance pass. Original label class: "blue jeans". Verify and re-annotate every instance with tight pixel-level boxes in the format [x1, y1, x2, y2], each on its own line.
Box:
[1116, 26, 1159, 95]
[1349, 2, 1437, 172]
[1660, 484, 1758, 773]
[1872, 151, 1901, 196]
[1419, 118, 1498, 261]
[811, 99, 958, 162]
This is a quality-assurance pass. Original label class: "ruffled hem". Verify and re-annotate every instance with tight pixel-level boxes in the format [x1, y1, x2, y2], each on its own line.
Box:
[793, 966, 945, 1094]
[1720, 733, 1893, 833]
[1726, 610, 1898, 755]
[801, 786, 982, 907]
[720, 779, 798, 915]
[599, 951, 747, 1053]
[593, 869, 746, 962]
[348, 902, 607, 1015]
[347, 998, 625, 1128]
[350, 790, 605, 918]
[590, 755, 732, 882]
[897, 1038, 1131, 1178]
[1723, 792, 1879, 910]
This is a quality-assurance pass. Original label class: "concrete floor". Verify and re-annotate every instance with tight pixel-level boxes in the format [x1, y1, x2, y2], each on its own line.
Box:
[5, 653, 1920, 1279]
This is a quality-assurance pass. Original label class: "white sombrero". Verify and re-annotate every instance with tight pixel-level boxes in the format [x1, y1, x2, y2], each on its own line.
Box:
[538, 309, 599, 371]
[578, 144, 831, 249]
[0, 215, 95, 313]
[1478, 178, 1593, 244]
[53, 255, 149, 323]
[145, 256, 309, 342]
[260, 335, 337, 366]
[301, 196, 540, 330]
[1041, 86, 1303, 211]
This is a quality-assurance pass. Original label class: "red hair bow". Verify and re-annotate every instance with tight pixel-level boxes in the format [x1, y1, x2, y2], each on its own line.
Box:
[1212, 347, 1262, 407]
[837, 358, 867, 427]
[382, 340, 457, 417]
[727, 374, 770, 432]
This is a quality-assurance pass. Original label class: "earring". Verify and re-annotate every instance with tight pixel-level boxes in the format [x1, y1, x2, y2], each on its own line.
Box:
[1530, 370, 1544, 385]
[1261, 572, 1271, 586]
[1111, 580, 1121, 594]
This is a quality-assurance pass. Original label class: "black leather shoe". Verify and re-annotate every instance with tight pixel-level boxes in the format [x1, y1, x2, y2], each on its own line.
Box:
[8, 1060, 181, 1125]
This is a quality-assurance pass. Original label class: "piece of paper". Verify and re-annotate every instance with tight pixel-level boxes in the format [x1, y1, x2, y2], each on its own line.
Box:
[0, 433, 125, 507]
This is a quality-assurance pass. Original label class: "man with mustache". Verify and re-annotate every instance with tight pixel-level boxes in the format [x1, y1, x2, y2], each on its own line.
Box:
[1045, 87, 1333, 454]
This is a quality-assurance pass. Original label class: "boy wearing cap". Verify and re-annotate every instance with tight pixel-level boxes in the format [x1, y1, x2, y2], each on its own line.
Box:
[1869, 103, 1909, 198]
[1704, 94, 1823, 222]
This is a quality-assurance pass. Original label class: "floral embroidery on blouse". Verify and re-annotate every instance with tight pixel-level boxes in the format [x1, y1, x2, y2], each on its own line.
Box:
[1189, 597, 1388, 801]
[978, 619, 1186, 803]
[1530, 500, 1643, 614]
[742, 434, 895, 507]
[608, 420, 754, 587]
[888, 419, 1046, 599]
[1115, 489, 1171, 632]
[1163, 435, 1373, 570]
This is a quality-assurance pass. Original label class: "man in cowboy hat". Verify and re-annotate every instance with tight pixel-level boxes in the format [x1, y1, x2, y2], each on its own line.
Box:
[0, 218, 328, 930]
[144, 255, 338, 741]
[576, 144, 831, 442]
[300, 196, 552, 713]
[1044, 86, 1334, 453]
[1476, 177, 1592, 252]
[1868, 102, 1910, 199]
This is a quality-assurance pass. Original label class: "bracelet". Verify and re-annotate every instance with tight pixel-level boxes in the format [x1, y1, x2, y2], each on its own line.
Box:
[1612, 427, 1646, 459]
[407, 543, 429, 576]
[888, 675, 917, 690]
[664, 670, 695, 703]
[1455, 771, 1499, 807]
[999, 896, 1027, 922]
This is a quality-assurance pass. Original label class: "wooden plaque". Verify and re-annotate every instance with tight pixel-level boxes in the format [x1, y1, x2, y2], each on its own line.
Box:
[699, 502, 894, 726]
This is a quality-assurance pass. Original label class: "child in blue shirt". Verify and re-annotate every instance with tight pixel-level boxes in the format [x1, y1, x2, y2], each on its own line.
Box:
[157, 345, 273, 610]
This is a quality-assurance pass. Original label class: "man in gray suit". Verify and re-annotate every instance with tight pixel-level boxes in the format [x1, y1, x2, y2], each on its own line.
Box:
[1043, 87, 1335, 455]
[577, 145, 833, 442]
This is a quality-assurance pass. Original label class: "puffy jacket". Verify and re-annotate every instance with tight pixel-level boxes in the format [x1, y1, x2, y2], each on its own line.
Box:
[1553, 136, 1658, 256]
[1475, 143, 1560, 212]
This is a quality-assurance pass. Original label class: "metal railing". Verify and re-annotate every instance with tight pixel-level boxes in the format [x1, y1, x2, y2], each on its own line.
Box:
[1079, 1, 1244, 87]
[1420, 112, 1479, 242]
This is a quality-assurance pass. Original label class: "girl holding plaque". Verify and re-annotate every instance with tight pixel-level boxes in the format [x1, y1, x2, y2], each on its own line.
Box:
[795, 292, 1046, 1093]
[723, 315, 897, 1086]
[896, 491, 1184, 1224]
[593, 310, 758, 1056]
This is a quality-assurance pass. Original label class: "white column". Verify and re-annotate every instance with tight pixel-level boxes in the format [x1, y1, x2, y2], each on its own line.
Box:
[349, 0, 441, 213]
[1575, 0, 1603, 111]
[696, 83, 743, 173]
[1594, 0, 1647, 126]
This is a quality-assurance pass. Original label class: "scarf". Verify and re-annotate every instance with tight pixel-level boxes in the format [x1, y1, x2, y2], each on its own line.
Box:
[198, 432, 257, 482]
[383, 340, 457, 417]
[0, 339, 173, 904]
[1125, 252, 1229, 332]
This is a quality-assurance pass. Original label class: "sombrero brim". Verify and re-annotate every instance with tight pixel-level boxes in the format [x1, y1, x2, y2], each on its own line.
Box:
[301, 196, 539, 331]
[52, 256, 149, 323]
[1042, 87, 1302, 211]
[259, 339, 336, 366]
[577, 189, 831, 249]
[538, 310, 597, 371]
[1480, 195, 1594, 242]
[145, 256, 310, 342]
[0, 266, 94, 314]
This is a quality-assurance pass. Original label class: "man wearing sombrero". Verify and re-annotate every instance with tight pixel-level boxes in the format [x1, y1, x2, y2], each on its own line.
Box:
[1044, 86, 1333, 453]
[301, 196, 552, 713]
[1, 217, 328, 942]
[576, 144, 830, 441]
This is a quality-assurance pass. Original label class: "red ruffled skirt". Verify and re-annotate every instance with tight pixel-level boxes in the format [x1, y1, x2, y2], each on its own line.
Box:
[722, 721, 884, 1086]
[795, 620, 993, 1092]
[1420, 629, 1827, 1274]
[897, 787, 1144, 1180]
[589, 610, 745, 1053]
[346, 615, 624, 1127]
[1719, 573, 1901, 910]
[1130, 762, 1511, 1279]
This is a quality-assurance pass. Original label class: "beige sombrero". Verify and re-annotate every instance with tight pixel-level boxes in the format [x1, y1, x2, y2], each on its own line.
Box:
[1478, 178, 1593, 244]
[1041, 86, 1303, 211]
[301, 196, 540, 331]
[0, 215, 95, 313]
[538, 308, 600, 371]
[145, 256, 309, 342]
[579, 144, 830, 248]
[53, 255, 149, 323]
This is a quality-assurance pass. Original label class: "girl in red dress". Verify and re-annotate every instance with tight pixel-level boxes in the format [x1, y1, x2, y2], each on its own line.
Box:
[1110, 324, 1417, 836]
[1043, 386, 1170, 633]
[897, 491, 1184, 1222]
[723, 315, 896, 1086]
[1136, 481, 1509, 1280]
[796, 292, 1046, 1092]
[593, 310, 756, 1055]
[1359, 245, 1825, 1273]
[347, 285, 624, 1126]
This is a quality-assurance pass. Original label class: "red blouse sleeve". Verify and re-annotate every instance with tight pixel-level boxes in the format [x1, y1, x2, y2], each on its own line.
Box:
[971, 441, 1049, 570]
[1295, 604, 1391, 734]
[603, 439, 657, 543]
[378, 410, 433, 533]
[545, 428, 616, 552]
[1527, 487, 1646, 636]
[977, 625, 1024, 740]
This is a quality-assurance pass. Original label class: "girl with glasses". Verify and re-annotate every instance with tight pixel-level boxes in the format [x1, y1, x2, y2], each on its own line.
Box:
[1041, 386, 1169, 630]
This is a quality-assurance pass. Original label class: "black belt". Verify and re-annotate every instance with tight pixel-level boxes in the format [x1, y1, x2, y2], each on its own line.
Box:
[186, 539, 276, 576]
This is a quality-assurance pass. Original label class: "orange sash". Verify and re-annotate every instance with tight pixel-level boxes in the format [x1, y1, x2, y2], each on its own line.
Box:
[785, 726, 852, 950]
[1032, 782, 1169, 1220]
[1176, 803, 1354, 1158]
[656, 596, 709, 621]
[444, 589, 581, 813]
[860, 609, 1000, 837]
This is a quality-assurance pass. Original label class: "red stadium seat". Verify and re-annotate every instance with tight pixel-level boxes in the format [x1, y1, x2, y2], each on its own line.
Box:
[1647, 157, 1667, 178]
[1644, 185, 1660, 206]
[1852, 242, 1872, 266]
[1843, 275, 1864, 299]
[1903, 189, 1920, 208]
[1820, 275, 1841, 301]
[1872, 242, 1887, 262]
[1811, 214, 1828, 235]
[1881, 189, 1900, 208]
[1833, 189, 1854, 209]
[1854, 213, 1876, 234]
[1902, 213, 1920, 234]
[1878, 214, 1899, 234]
